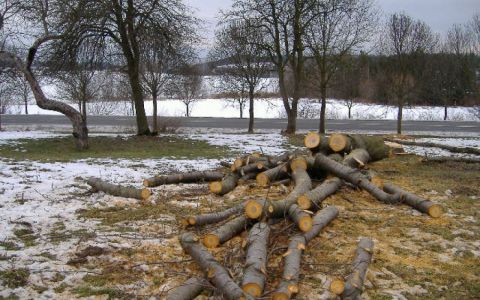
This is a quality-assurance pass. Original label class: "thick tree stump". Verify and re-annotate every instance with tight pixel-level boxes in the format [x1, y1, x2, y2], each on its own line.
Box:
[383, 184, 443, 218]
[256, 163, 289, 187]
[272, 207, 339, 300]
[297, 177, 343, 210]
[340, 237, 374, 299]
[329, 134, 353, 153]
[313, 154, 400, 204]
[87, 177, 151, 200]
[242, 222, 270, 297]
[180, 232, 251, 300]
[209, 173, 240, 195]
[166, 277, 211, 300]
[143, 171, 223, 187]
[304, 132, 331, 154]
[203, 215, 251, 248]
[186, 203, 244, 226]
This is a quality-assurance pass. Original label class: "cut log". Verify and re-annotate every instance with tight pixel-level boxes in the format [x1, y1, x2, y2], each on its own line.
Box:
[209, 173, 240, 195]
[340, 237, 374, 299]
[287, 204, 313, 232]
[246, 168, 312, 220]
[256, 163, 289, 187]
[386, 138, 480, 156]
[179, 232, 252, 300]
[237, 162, 268, 177]
[304, 132, 331, 154]
[242, 222, 270, 297]
[313, 154, 400, 204]
[238, 172, 258, 185]
[143, 171, 223, 187]
[343, 148, 370, 169]
[328, 134, 389, 161]
[166, 277, 211, 300]
[87, 177, 151, 200]
[383, 184, 443, 218]
[203, 215, 251, 248]
[329, 134, 352, 153]
[232, 154, 264, 171]
[186, 203, 245, 226]
[272, 206, 339, 300]
[297, 177, 343, 210]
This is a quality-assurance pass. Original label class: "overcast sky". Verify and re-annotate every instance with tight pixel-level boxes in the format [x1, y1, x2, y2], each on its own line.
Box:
[186, 0, 480, 41]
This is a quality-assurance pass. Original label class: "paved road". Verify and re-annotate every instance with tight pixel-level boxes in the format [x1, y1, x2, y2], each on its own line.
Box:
[2, 115, 479, 134]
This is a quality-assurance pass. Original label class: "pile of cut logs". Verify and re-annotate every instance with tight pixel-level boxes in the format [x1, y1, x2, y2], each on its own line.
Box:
[87, 133, 443, 300]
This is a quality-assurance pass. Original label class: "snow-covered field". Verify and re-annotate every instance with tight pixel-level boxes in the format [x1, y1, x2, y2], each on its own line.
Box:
[5, 98, 479, 122]
[0, 130, 478, 298]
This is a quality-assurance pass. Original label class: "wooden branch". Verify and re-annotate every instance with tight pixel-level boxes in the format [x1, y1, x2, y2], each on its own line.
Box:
[87, 177, 151, 200]
[210, 173, 240, 195]
[166, 277, 211, 300]
[256, 163, 289, 187]
[297, 177, 343, 210]
[386, 138, 480, 156]
[180, 232, 252, 300]
[340, 237, 374, 299]
[186, 203, 245, 226]
[383, 183, 443, 218]
[144, 171, 224, 187]
[242, 222, 270, 297]
[304, 132, 331, 154]
[203, 215, 251, 248]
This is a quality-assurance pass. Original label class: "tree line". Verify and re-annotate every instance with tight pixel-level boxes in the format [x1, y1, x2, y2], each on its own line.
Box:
[1, 0, 479, 149]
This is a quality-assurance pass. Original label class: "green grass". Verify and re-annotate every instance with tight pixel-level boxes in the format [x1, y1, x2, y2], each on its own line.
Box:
[0, 268, 30, 288]
[0, 135, 230, 162]
[73, 287, 126, 299]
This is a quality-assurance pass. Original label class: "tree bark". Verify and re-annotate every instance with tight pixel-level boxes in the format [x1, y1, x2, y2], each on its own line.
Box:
[144, 171, 224, 187]
[166, 277, 211, 300]
[209, 172, 240, 195]
[304, 132, 331, 154]
[397, 101, 403, 135]
[340, 237, 374, 300]
[319, 85, 327, 134]
[383, 183, 443, 218]
[152, 92, 158, 133]
[248, 86, 254, 133]
[242, 222, 270, 297]
[297, 177, 343, 210]
[87, 177, 151, 200]
[203, 215, 251, 248]
[186, 203, 245, 226]
[272, 206, 339, 300]
[256, 163, 289, 187]
[179, 232, 252, 300]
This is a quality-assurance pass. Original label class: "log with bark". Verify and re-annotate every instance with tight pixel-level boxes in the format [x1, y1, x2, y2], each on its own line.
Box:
[304, 132, 331, 154]
[185, 203, 245, 226]
[166, 277, 211, 300]
[386, 138, 480, 156]
[339, 237, 374, 299]
[209, 172, 240, 195]
[242, 222, 270, 297]
[203, 215, 251, 248]
[144, 171, 224, 187]
[297, 177, 343, 210]
[328, 134, 390, 161]
[383, 183, 443, 218]
[256, 163, 290, 187]
[179, 232, 252, 300]
[87, 177, 151, 200]
[272, 206, 339, 300]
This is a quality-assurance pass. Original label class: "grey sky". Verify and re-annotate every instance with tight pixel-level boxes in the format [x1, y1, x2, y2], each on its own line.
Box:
[186, 0, 479, 39]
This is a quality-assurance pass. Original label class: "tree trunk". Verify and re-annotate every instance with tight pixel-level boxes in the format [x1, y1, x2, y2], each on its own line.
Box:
[383, 183, 443, 218]
[127, 61, 150, 135]
[24, 96, 28, 115]
[186, 102, 190, 117]
[397, 100, 403, 135]
[444, 103, 447, 121]
[202, 215, 251, 248]
[340, 237, 374, 300]
[209, 173, 240, 195]
[166, 277, 211, 300]
[319, 85, 327, 134]
[297, 177, 343, 210]
[186, 203, 245, 226]
[82, 99, 87, 124]
[144, 171, 224, 187]
[239, 100, 244, 119]
[242, 222, 270, 298]
[152, 92, 158, 133]
[348, 106, 351, 119]
[87, 177, 151, 200]
[248, 86, 254, 133]
[179, 232, 252, 300]
[256, 163, 290, 187]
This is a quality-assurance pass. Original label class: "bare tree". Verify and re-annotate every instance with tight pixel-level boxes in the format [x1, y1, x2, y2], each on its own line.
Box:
[167, 65, 202, 117]
[305, 0, 377, 133]
[213, 74, 249, 119]
[0, 71, 16, 130]
[380, 13, 438, 134]
[211, 19, 269, 133]
[471, 14, 480, 54]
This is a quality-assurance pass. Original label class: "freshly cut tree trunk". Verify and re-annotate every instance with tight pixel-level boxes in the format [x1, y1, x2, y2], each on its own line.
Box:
[203, 215, 251, 248]
[297, 177, 343, 210]
[242, 222, 270, 297]
[329, 133, 353, 153]
[166, 277, 211, 300]
[186, 203, 244, 226]
[340, 237, 374, 299]
[383, 183, 443, 218]
[246, 168, 312, 219]
[343, 149, 370, 169]
[143, 171, 223, 187]
[180, 232, 251, 300]
[256, 163, 289, 187]
[87, 177, 151, 200]
[237, 162, 268, 176]
[328, 134, 389, 161]
[209, 173, 240, 195]
[287, 204, 313, 232]
[272, 207, 339, 300]
[386, 138, 480, 156]
[313, 154, 400, 204]
[304, 132, 331, 154]
[232, 154, 265, 171]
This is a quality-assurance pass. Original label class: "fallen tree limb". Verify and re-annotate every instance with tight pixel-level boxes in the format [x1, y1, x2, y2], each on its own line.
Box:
[143, 171, 223, 187]
[180, 232, 252, 300]
[242, 222, 270, 297]
[386, 138, 480, 156]
[87, 177, 151, 200]
[186, 203, 244, 226]
[166, 277, 211, 300]
[340, 237, 374, 299]
[328, 134, 390, 161]
[383, 183, 443, 218]
[203, 215, 251, 248]
[256, 163, 290, 187]
[297, 177, 343, 210]
[209, 173, 240, 195]
[272, 206, 339, 300]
